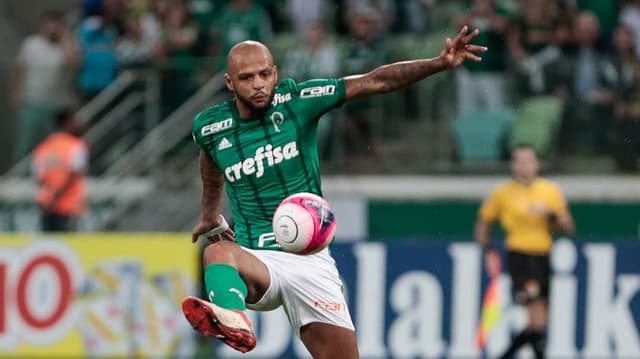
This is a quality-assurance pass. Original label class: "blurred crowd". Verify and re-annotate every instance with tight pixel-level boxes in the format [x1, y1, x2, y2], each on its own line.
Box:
[8, 0, 640, 172]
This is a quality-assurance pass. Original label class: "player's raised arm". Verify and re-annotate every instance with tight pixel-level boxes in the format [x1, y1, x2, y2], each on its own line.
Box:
[343, 26, 487, 101]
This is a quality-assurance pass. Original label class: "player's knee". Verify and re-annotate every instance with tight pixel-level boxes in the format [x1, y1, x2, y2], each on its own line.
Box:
[202, 240, 240, 266]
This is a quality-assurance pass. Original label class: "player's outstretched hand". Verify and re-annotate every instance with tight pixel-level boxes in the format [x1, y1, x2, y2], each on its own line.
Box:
[440, 26, 487, 69]
[192, 215, 236, 243]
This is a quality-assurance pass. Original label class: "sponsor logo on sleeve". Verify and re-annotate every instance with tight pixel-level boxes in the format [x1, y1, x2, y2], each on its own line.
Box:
[201, 118, 233, 136]
[300, 85, 336, 98]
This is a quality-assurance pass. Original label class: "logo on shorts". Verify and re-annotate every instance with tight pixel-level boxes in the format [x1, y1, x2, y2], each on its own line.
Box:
[313, 300, 346, 312]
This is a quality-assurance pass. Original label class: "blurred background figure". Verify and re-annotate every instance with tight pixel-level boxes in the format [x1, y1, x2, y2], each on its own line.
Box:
[9, 9, 79, 164]
[452, 0, 508, 115]
[561, 12, 614, 155]
[157, 0, 199, 116]
[140, 0, 170, 47]
[288, 0, 324, 34]
[75, 0, 119, 101]
[32, 109, 88, 232]
[475, 145, 575, 359]
[339, 6, 389, 171]
[208, 0, 272, 62]
[115, 10, 156, 68]
[608, 25, 640, 172]
[507, 0, 562, 98]
[404, 0, 436, 34]
[620, 0, 640, 56]
[282, 21, 340, 158]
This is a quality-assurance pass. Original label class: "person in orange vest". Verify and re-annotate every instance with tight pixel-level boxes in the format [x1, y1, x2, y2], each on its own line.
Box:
[32, 109, 88, 232]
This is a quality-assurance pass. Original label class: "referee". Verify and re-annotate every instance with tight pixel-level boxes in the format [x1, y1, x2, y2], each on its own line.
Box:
[474, 144, 575, 359]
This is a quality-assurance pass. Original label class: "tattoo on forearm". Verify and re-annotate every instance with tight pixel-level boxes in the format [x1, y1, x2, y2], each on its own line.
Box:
[377, 59, 444, 92]
[361, 58, 446, 95]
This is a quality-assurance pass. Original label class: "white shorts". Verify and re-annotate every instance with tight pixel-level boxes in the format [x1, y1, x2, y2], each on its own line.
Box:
[243, 247, 355, 336]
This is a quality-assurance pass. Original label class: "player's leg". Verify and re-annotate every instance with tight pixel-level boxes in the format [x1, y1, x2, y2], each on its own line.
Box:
[300, 322, 359, 359]
[182, 240, 271, 353]
[275, 249, 358, 358]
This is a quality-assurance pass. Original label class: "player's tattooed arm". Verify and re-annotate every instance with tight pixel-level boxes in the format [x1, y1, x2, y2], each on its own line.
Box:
[197, 151, 225, 218]
[344, 26, 486, 101]
[192, 151, 235, 243]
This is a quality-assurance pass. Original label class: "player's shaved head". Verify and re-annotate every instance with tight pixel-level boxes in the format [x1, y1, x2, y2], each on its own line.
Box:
[226, 41, 274, 75]
[224, 40, 278, 117]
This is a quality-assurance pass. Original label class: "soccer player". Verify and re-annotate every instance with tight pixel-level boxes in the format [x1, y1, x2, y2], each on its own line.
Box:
[474, 144, 575, 359]
[184, 26, 486, 357]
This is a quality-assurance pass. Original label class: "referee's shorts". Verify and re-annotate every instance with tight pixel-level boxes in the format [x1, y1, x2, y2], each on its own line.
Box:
[507, 250, 551, 304]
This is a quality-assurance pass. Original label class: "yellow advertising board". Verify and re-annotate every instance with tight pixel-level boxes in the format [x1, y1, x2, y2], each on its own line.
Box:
[0, 233, 200, 358]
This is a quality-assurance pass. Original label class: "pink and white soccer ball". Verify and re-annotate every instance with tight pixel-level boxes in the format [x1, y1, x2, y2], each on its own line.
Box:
[272, 192, 337, 255]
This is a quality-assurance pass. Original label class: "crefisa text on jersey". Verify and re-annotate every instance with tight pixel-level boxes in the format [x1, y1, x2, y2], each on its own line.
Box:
[224, 142, 299, 182]
[272, 93, 292, 106]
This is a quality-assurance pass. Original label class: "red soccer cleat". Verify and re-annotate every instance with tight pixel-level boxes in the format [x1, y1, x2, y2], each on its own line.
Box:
[181, 296, 256, 353]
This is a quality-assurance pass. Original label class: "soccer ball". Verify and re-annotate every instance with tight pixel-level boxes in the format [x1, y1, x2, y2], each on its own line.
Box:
[272, 192, 336, 255]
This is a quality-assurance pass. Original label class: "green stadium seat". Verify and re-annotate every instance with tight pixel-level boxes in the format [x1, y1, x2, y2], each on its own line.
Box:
[451, 108, 516, 162]
[509, 96, 563, 156]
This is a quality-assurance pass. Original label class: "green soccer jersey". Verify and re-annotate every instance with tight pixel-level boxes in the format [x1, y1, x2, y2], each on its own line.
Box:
[192, 78, 346, 250]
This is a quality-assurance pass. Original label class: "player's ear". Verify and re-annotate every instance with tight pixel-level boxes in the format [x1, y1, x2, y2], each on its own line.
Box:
[224, 73, 234, 92]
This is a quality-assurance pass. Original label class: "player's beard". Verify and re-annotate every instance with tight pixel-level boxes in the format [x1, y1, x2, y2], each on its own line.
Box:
[237, 91, 275, 116]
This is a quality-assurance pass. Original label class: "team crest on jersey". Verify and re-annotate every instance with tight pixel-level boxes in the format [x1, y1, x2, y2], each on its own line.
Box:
[270, 111, 285, 132]
[201, 118, 233, 136]
[272, 93, 291, 106]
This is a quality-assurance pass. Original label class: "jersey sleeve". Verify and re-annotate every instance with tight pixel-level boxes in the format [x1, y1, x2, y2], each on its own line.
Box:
[291, 78, 346, 122]
[479, 188, 501, 222]
[191, 112, 206, 149]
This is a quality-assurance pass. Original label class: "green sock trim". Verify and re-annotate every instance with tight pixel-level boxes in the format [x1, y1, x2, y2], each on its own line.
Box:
[204, 264, 248, 311]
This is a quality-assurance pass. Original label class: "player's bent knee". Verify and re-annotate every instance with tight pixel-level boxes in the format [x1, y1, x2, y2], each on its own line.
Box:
[203, 240, 242, 267]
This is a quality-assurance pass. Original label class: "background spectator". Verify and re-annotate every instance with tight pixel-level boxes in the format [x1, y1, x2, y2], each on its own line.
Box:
[288, 0, 325, 34]
[508, 0, 562, 97]
[452, 0, 508, 115]
[158, 0, 199, 115]
[9, 9, 79, 164]
[75, 0, 119, 101]
[339, 7, 390, 169]
[560, 12, 614, 154]
[609, 25, 640, 171]
[32, 109, 88, 232]
[620, 0, 640, 56]
[141, 0, 170, 47]
[115, 10, 156, 68]
[209, 0, 273, 63]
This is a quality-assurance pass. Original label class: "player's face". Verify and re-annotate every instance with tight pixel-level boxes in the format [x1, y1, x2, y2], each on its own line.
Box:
[511, 148, 540, 182]
[226, 52, 277, 114]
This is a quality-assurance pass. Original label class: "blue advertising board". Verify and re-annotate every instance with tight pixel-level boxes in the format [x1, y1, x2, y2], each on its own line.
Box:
[217, 239, 640, 358]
